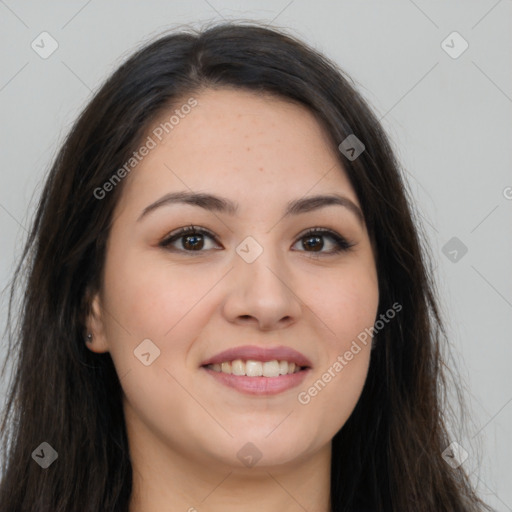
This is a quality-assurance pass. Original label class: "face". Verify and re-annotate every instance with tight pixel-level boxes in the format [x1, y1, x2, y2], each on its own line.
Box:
[86, 88, 379, 471]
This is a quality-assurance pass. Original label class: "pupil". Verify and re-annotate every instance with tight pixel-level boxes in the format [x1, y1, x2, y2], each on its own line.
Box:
[305, 236, 322, 251]
[184, 235, 203, 250]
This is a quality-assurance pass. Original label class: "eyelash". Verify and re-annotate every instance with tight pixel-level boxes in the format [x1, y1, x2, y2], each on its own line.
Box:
[158, 224, 355, 257]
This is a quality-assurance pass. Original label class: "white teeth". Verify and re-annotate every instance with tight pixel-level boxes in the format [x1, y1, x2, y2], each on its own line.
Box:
[221, 361, 232, 374]
[207, 359, 303, 377]
[245, 360, 263, 377]
[232, 359, 245, 376]
[263, 360, 280, 377]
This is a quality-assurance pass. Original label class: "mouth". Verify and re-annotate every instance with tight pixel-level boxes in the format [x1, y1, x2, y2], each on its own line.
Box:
[200, 345, 312, 395]
[203, 359, 307, 377]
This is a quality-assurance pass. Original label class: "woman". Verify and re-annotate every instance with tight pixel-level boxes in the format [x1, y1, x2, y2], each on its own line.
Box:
[0, 22, 491, 511]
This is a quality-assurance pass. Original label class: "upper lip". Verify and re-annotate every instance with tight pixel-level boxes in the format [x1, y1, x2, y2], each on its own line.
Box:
[201, 345, 313, 368]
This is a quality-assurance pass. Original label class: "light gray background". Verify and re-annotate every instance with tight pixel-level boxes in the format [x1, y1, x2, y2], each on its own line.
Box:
[0, 1, 510, 509]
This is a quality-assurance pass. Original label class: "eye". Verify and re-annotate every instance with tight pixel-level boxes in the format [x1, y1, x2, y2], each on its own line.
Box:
[159, 225, 355, 256]
[159, 225, 220, 253]
[291, 227, 355, 257]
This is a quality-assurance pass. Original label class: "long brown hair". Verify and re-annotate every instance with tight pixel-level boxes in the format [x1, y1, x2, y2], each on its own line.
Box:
[0, 21, 492, 511]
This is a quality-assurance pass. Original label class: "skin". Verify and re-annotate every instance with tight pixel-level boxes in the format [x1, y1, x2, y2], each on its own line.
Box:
[86, 88, 379, 512]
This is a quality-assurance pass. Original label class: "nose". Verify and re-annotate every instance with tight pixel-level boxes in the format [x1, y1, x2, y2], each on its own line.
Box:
[221, 240, 303, 331]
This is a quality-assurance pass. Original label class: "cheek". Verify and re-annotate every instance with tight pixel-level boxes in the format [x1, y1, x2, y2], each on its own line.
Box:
[103, 242, 218, 339]
[99, 247, 216, 420]
[308, 262, 379, 347]
[299, 263, 378, 421]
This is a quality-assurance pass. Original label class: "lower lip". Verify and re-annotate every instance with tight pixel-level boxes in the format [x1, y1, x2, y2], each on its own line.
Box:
[201, 367, 311, 395]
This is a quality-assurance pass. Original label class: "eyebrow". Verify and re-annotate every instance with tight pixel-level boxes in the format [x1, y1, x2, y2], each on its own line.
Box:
[137, 191, 364, 224]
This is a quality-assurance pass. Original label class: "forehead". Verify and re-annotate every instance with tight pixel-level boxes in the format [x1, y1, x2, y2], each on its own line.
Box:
[119, 88, 359, 214]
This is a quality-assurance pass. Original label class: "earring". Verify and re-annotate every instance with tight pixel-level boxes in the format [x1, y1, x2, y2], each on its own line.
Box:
[86, 332, 93, 342]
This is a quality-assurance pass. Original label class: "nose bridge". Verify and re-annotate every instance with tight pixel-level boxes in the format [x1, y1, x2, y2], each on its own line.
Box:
[221, 232, 302, 329]
[235, 233, 287, 288]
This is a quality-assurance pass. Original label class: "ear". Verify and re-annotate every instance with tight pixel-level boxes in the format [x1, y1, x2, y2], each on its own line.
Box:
[84, 291, 109, 354]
